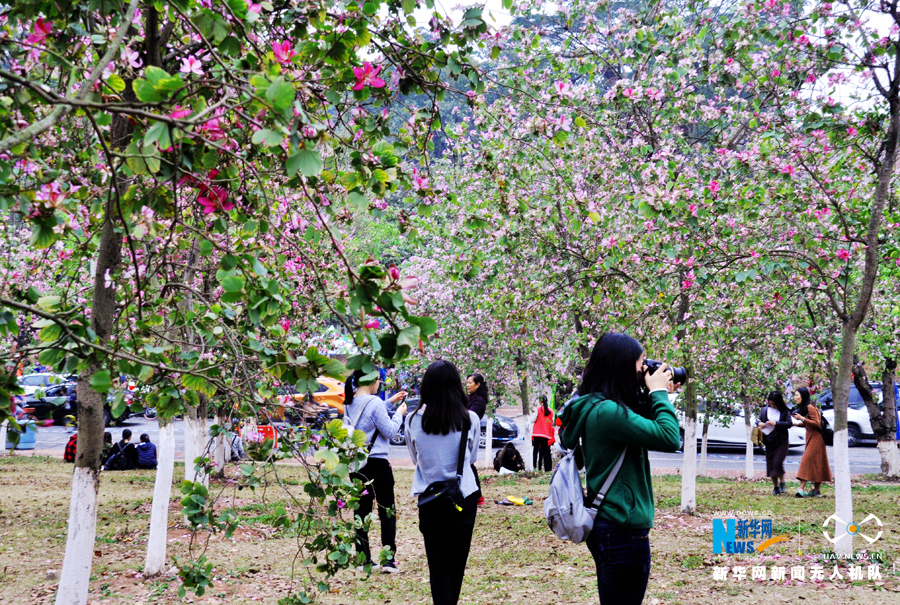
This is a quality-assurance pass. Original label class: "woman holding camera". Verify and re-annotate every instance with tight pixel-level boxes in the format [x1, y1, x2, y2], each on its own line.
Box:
[344, 369, 407, 572]
[558, 333, 681, 605]
[757, 391, 792, 495]
[406, 360, 481, 605]
[792, 387, 831, 498]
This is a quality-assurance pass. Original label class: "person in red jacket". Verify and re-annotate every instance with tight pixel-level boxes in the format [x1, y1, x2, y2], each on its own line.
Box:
[530, 396, 555, 471]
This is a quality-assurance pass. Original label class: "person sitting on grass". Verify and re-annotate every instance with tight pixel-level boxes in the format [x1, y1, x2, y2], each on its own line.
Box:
[135, 433, 158, 470]
[105, 429, 139, 470]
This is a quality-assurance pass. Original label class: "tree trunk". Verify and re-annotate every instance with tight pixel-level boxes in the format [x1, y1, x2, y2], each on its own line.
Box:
[680, 364, 697, 514]
[196, 396, 209, 486]
[517, 351, 530, 416]
[0, 420, 7, 455]
[145, 416, 175, 576]
[523, 415, 534, 472]
[698, 421, 709, 477]
[742, 387, 755, 479]
[56, 202, 122, 605]
[183, 405, 197, 482]
[876, 359, 900, 478]
[831, 323, 857, 558]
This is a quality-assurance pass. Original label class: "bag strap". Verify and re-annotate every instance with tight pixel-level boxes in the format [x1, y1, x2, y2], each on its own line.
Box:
[589, 446, 628, 509]
[454, 421, 469, 478]
[350, 395, 382, 451]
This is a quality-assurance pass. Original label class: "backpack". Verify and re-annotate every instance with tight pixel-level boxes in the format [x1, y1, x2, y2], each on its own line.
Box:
[819, 414, 834, 446]
[342, 395, 381, 471]
[104, 450, 129, 471]
[544, 444, 627, 544]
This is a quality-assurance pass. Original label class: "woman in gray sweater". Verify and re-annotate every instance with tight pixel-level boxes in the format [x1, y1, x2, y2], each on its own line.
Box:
[406, 360, 480, 605]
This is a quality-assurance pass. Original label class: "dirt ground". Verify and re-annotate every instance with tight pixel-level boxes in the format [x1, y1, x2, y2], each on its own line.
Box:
[0, 456, 898, 604]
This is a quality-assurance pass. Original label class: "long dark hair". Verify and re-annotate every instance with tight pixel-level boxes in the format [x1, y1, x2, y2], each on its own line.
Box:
[795, 387, 811, 417]
[467, 372, 489, 405]
[767, 391, 789, 417]
[539, 394, 550, 416]
[344, 368, 378, 402]
[419, 360, 471, 435]
[577, 332, 645, 414]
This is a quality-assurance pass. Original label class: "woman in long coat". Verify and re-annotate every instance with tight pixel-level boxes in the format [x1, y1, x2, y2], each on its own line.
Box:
[792, 387, 832, 498]
[757, 392, 793, 495]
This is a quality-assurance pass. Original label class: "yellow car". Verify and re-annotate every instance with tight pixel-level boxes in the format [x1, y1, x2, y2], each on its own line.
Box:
[311, 376, 346, 415]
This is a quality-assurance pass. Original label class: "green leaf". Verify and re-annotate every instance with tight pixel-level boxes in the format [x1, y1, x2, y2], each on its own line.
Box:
[90, 370, 112, 394]
[106, 74, 126, 93]
[348, 191, 368, 209]
[182, 374, 217, 398]
[397, 325, 420, 350]
[38, 322, 62, 343]
[221, 275, 245, 292]
[265, 77, 294, 113]
[125, 142, 147, 175]
[133, 79, 164, 103]
[314, 448, 340, 471]
[29, 223, 56, 249]
[144, 121, 172, 152]
[287, 148, 323, 177]
[251, 129, 284, 147]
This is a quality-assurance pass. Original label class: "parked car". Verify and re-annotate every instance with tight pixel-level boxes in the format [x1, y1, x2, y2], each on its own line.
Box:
[18, 373, 66, 396]
[22, 383, 75, 425]
[816, 384, 883, 447]
[674, 398, 806, 450]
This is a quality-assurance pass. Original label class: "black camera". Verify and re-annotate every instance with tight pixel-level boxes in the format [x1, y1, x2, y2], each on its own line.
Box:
[643, 359, 688, 386]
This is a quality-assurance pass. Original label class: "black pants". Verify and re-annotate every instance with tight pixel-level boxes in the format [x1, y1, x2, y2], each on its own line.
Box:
[533, 437, 552, 472]
[419, 492, 478, 605]
[351, 457, 396, 564]
[586, 517, 651, 605]
[471, 464, 482, 498]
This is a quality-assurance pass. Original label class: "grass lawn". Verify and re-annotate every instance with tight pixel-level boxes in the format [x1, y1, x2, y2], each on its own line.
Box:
[1, 456, 898, 604]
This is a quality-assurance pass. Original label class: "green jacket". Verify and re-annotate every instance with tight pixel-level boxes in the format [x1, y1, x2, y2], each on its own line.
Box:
[558, 390, 680, 529]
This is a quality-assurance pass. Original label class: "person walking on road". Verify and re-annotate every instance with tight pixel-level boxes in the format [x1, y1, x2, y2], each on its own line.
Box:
[558, 332, 681, 605]
[757, 392, 792, 495]
[344, 369, 408, 572]
[406, 360, 481, 605]
[792, 387, 832, 498]
[530, 395, 554, 472]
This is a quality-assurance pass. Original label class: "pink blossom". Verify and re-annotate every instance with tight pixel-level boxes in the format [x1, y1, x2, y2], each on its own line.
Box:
[780, 165, 796, 177]
[352, 62, 386, 90]
[847, 126, 857, 136]
[197, 187, 234, 214]
[707, 180, 721, 194]
[365, 319, 380, 329]
[836, 249, 850, 261]
[272, 41, 296, 64]
[248, 3, 262, 14]
[280, 319, 290, 331]
[336, 499, 346, 509]
[554, 81, 574, 98]
[388, 264, 401, 281]
[26, 18, 52, 45]
[804, 73, 816, 83]
[180, 56, 204, 76]
[688, 204, 699, 217]
[771, 69, 781, 77]
[169, 105, 191, 120]
[121, 48, 143, 69]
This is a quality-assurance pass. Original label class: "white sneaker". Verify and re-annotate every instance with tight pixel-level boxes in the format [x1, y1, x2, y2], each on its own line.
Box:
[380, 561, 400, 574]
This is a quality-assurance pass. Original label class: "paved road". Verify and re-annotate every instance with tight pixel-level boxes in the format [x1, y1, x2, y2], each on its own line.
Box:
[11, 414, 887, 475]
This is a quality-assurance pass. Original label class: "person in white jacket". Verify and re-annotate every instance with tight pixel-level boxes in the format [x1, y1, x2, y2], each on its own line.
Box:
[406, 360, 480, 605]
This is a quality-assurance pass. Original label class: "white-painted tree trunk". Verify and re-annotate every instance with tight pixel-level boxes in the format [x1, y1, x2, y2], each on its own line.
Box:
[744, 424, 755, 479]
[877, 441, 900, 477]
[55, 467, 100, 605]
[681, 417, 697, 514]
[0, 420, 7, 455]
[833, 430, 853, 557]
[195, 411, 209, 487]
[698, 423, 709, 477]
[145, 419, 175, 576]
[523, 419, 534, 472]
[483, 418, 493, 468]
[183, 408, 197, 482]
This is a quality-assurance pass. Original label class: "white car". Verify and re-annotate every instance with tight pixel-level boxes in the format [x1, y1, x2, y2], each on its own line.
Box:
[18, 373, 65, 396]
[817, 385, 882, 447]
[674, 399, 806, 450]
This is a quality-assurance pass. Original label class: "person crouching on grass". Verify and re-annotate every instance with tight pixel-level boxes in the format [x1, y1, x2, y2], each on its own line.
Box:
[558, 332, 681, 605]
[406, 360, 481, 605]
